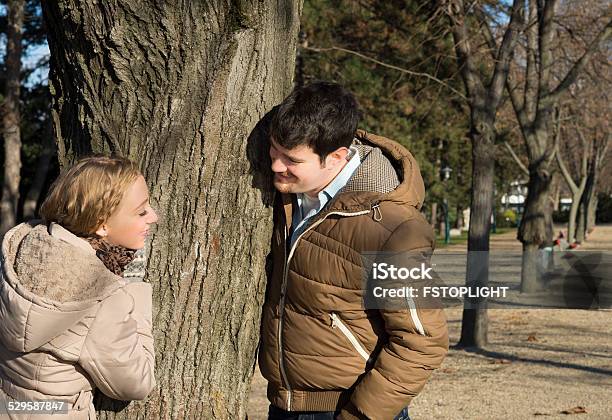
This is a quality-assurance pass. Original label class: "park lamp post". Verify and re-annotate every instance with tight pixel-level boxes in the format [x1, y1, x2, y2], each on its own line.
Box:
[441, 166, 452, 244]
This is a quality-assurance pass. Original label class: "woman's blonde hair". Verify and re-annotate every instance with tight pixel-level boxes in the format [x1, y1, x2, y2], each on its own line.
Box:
[39, 155, 142, 236]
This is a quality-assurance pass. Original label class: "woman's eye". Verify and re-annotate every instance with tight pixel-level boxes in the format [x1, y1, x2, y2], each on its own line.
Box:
[139, 210, 148, 217]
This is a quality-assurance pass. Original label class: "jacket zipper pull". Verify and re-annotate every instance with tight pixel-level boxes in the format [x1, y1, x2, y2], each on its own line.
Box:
[372, 204, 382, 222]
[330, 313, 338, 328]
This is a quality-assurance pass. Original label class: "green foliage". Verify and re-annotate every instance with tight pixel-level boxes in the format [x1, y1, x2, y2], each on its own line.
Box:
[301, 0, 471, 222]
[497, 208, 518, 228]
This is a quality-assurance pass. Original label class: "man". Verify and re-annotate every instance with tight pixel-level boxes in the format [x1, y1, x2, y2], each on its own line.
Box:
[259, 81, 448, 420]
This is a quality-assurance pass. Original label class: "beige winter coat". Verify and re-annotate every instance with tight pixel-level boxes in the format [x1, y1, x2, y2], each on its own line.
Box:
[0, 221, 155, 419]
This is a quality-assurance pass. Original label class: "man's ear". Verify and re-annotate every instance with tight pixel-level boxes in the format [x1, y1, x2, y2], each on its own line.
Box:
[326, 147, 350, 168]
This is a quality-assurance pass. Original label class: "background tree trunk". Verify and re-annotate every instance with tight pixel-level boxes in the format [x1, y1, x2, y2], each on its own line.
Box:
[23, 125, 55, 220]
[509, 0, 611, 290]
[518, 167, 553, 292]
[458, 117, 494, 348]
[0, 0, 24, 239]
[41, 1, 303, 418]
[575, 201, 586, 243]
[446, 0, 524, 348]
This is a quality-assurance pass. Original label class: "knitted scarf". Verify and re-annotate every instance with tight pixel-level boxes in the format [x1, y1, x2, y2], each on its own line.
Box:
[83, 237, 136, 276]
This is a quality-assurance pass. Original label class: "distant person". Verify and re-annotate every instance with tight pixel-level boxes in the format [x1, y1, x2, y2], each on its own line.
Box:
[259, 81, 448, 420]
[0, 156, 158, 419]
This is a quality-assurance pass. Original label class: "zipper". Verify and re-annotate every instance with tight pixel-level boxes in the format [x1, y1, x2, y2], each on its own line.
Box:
[277, 208, 371, 411]
[405, 294, 426, 336]
[372, 203, 382, 221]
[330, 313, 371, 362]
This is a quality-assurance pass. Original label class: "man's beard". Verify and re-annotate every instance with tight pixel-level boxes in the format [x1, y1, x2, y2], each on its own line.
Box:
[273, 173, 299, 194]
[273, 180, 296, 194]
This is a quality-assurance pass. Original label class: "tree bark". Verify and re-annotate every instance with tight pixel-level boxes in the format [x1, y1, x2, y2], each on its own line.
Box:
[0, 0, 25, 239]
[587, 194, 598, 232]
[41, 1, 303, 419]
[458, 116, 495, 348]
[518, 165, 553, 292]
[576, 201, 586, 243]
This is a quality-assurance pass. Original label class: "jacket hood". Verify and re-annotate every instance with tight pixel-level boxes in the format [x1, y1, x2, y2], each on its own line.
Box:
[0, 221, 126, 352]
[329, 130, 426, 212]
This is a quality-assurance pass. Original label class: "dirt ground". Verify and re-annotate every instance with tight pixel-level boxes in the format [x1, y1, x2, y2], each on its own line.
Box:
[247, 225, 612, 419]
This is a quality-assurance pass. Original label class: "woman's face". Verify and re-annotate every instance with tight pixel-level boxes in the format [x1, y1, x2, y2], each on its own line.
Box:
[96, 175, 158, 250]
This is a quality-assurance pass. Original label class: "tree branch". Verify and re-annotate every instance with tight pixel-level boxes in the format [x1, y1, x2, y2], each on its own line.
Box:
[504, 141, 530, 176]
[487, 0, 525, 110]
[445, 0, 486, 102]
[304, 45, 467, 100]
[542, 19, 612, 107]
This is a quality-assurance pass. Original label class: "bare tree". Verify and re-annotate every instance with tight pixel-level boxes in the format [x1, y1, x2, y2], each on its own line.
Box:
[444, 0, 525, 348]
[556, 119, 589, 243]
[0, 0, 25, 239]
[576, 132, 609, 242]
[41, 1, 303, 418]
[503, 0, 611, 291]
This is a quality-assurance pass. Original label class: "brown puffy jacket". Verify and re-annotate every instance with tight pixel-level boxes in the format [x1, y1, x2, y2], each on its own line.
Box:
[259, 131, 449, 420]
[0, 222, 155, 419]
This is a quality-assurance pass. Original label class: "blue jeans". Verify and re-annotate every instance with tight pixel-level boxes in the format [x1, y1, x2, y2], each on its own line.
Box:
[268, 404, 410, 420]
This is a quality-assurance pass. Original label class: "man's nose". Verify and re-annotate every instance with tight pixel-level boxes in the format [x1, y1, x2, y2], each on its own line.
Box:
[271, 157, 287, 173]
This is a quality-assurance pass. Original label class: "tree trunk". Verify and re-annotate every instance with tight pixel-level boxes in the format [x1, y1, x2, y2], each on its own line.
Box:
[567, 190, 582, 243]
[587, 194, 598, 232]
[584, 154, 600, 234]
[41, 1, 303, 419]
[23, 126, 56, 220]
[430, 202, 438, 231]
[575, 202, 586, 243]
[458, 116, 494, 348]
[456, 205, 463, 229]
[0, 0, 24, 239]
[518, 164, 553, 292]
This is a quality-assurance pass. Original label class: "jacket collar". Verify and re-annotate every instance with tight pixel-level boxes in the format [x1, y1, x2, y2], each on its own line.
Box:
[277, 130, 425, 226]
[48, 222, 96, 255]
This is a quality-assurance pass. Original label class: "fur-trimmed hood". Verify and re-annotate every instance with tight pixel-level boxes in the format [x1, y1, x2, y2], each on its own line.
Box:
[0, 221, 126, 353]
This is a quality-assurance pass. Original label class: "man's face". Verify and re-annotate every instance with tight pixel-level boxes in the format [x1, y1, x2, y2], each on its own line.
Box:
[269, 138, 348, 197]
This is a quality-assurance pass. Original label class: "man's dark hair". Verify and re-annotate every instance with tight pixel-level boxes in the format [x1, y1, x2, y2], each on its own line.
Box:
[270, 81, 361, 162]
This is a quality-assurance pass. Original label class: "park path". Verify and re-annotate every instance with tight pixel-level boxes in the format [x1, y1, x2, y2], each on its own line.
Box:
[247, 225, 612, 419]
[441, 224, 612, 252]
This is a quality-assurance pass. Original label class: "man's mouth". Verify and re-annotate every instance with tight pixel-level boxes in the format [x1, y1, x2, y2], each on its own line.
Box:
[274, 173, 294, 182]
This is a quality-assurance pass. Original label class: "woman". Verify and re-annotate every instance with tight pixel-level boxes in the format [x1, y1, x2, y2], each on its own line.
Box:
[0, 156, 158, 419]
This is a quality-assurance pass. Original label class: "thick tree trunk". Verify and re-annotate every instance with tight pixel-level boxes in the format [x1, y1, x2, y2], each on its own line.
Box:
[518, 164, 553, 292]
[41, 1, 302, 419]
[0, 0, 24, 239]
[458, 117, 494, 348]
